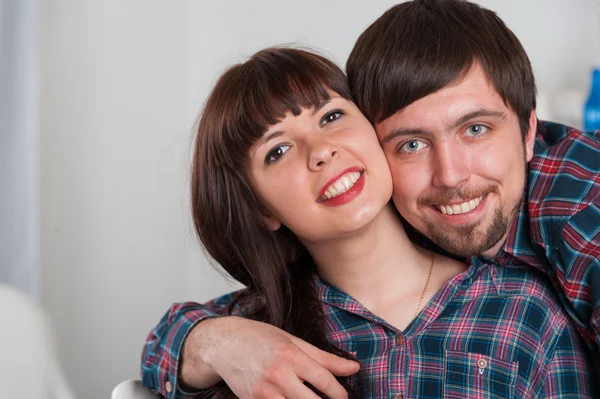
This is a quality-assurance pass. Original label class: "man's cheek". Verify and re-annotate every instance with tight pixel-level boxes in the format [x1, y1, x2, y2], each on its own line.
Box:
[391, 190, 413, 216]
[390, 168, 416, 194]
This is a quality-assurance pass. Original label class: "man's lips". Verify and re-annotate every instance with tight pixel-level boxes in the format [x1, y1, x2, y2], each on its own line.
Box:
[434, 195, 485, 215]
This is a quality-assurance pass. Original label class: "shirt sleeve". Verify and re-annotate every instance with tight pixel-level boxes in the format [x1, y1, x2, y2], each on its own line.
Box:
[539, 325, 597, 398]
[558, 201, 600, 358]
[140, 290, 245, 398]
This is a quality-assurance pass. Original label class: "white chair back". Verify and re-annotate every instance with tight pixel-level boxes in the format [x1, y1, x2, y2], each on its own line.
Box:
[111, 380, 158, 399]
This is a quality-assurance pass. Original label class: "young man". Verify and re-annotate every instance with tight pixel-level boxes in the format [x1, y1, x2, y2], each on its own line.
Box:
[141, 1, 600, 398]
[346, 0, 600, 350]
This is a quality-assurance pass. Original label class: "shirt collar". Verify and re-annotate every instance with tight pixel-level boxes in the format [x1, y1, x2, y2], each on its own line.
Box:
[314, 259, 489, 333]
[484, 180, 546, 271]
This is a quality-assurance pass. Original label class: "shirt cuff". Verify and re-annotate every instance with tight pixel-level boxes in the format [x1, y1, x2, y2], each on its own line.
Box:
[142, 314, 219, 398]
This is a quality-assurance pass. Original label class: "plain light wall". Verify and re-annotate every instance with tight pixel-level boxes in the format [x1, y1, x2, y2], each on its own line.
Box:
[40, 1, 600, 398]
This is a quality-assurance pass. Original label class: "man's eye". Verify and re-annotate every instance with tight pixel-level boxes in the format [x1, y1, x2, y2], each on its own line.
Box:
[465, 124, 489, 137]
[398, 139, 428, 153]
[265, 144, 291, 164]
[320, 110, 344, 126]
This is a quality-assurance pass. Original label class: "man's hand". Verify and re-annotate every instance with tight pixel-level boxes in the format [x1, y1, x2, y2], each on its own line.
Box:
[180, 316, 360, 398]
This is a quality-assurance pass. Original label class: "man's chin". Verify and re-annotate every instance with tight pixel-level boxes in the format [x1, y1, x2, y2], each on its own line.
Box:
[424, 213, 509, 258]
[429, 235, 495, 257]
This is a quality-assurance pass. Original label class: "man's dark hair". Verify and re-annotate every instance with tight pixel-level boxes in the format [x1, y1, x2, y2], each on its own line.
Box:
[347, 0, 536, 139]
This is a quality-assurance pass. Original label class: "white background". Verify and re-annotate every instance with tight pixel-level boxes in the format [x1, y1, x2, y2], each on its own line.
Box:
[39, 1, 600, 398]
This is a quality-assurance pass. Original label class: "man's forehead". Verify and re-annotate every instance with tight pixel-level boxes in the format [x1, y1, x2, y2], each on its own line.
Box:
[375, 63, 508, 133]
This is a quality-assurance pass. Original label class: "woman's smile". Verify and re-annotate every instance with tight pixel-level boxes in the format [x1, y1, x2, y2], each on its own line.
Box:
[317, 168, 364, 205]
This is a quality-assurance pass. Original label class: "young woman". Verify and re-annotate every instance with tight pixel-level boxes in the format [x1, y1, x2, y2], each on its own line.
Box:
[141, 47, 595, 398]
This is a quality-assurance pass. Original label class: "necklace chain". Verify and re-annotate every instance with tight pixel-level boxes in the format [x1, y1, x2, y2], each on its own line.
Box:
[413, 252, 435, 319]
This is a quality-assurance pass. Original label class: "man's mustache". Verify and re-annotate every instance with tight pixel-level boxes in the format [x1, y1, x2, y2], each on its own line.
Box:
[417, 184, 499, 207]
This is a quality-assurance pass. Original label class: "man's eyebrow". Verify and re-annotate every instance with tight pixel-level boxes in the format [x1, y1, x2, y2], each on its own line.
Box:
[381, 128, 431, 145]
[256, 131, 284, 147]
[448, 109, 507, 130]
[381, 109, 508, 145]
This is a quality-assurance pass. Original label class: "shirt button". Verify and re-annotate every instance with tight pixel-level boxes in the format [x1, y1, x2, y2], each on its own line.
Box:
[393, 395, 403, 399]
[166, 381, 173, 393]
[477, 358, 488, 369]
[396, 335, 404, 345]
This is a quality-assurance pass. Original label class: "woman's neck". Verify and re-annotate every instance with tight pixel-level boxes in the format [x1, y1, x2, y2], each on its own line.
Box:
[302, 204, 432, 308]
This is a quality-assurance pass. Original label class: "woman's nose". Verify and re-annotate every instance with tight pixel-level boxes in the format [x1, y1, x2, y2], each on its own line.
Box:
[308, 140, 339, 171]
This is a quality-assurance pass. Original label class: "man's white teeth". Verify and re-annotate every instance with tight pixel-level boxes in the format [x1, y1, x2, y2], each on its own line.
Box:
[322, 171, 361, 200]
[439, 196, 484, 215]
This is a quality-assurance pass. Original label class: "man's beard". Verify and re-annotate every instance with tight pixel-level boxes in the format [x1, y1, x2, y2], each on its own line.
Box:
[424, 204, 514, 257]
[419, 142, 528, 257]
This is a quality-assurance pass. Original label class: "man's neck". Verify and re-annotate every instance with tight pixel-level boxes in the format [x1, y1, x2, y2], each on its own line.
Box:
[478, 197, 526, 260]
[479, 231, 510, 260]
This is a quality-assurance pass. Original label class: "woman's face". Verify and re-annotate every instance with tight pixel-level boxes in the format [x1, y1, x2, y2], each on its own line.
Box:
[249, 94, 393, 243]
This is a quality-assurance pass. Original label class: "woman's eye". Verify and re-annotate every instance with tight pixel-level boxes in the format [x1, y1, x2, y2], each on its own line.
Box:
[398, 139, 428, 154]
[320, 110, 344, 126]
[265, 144, 291, 164]
[464, 124, 489, 137]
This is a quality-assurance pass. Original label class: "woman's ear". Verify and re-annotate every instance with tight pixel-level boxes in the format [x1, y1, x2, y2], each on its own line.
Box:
[263, 214, 282, 231]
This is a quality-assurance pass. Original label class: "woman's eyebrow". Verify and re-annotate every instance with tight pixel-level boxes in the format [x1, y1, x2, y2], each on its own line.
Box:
[257, 130, 284, 147]
[310, 98, 333, 116]
[257, 97, 336, 147]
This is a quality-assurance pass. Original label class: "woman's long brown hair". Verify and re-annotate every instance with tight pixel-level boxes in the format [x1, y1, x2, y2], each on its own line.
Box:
[191, 47, 361, 398]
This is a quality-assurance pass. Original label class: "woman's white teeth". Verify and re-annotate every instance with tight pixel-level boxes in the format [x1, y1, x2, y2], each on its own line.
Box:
[439, 196, 483, 215]
[322, 172, 361, 200]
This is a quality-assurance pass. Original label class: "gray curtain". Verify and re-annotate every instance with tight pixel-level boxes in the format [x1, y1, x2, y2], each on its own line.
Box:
[0, 0, 40, 297]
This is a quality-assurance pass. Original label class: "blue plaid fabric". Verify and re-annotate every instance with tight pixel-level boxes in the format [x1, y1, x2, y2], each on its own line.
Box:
[488, 121, 600, 362]
[141, 260, 596, 398]
[141, 121, 600, 398]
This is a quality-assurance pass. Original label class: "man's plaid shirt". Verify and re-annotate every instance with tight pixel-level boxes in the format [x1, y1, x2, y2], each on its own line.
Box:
[489, 121, 600, 358]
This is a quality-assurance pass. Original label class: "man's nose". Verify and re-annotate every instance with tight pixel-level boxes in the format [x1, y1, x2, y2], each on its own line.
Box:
[431, 144, 470, 189]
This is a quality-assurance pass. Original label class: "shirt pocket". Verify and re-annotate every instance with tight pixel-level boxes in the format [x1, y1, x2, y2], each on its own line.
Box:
[444, 350, 519, 399]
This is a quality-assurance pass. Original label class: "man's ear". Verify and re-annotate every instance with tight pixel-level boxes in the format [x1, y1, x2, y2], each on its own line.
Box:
[524, 110, 537, 162]
[263, 214, 281, 231]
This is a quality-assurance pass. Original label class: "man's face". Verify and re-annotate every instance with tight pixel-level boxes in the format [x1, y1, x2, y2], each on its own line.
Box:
[375, 64, 536, 257]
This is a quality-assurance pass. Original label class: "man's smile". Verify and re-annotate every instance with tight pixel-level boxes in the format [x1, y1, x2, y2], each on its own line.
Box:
[436, 195, 484, 215]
